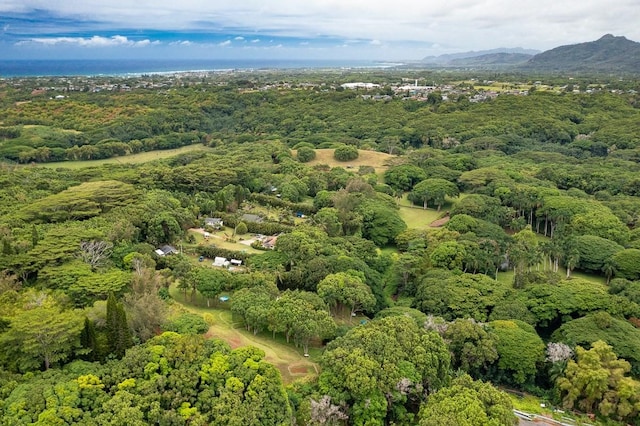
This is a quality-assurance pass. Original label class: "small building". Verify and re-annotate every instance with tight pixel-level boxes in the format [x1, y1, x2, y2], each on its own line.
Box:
[204, 217, 223, 229]
[230, 259, 242, 266]
[213, 257, 229, 267]
[154, 245, 179, 256]
[263, 235, 279, 249]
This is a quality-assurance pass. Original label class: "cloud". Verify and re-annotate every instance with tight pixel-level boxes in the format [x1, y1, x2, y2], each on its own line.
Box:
[21, 35, 156, 47]
[218, 40, 231, 46]
[2, 1, 640, 59]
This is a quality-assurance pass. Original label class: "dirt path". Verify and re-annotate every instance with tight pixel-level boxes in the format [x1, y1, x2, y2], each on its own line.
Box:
[169, 283, 319, 383]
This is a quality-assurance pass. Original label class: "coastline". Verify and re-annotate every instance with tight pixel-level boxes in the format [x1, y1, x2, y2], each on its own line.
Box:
[0, 59, 404, 78]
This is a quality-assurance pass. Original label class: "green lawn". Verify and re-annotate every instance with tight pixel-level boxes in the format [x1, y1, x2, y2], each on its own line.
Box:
[38, 143, 213, 169]
[169, 282, 320, 384]
[398, 205, 444, 229]
[187, 228, 262, 254]
[397, 193, 461, 230]
[496, 266, 606, 286]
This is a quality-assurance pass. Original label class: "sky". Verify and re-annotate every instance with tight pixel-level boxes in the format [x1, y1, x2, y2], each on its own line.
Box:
[1, 0, 639, 61]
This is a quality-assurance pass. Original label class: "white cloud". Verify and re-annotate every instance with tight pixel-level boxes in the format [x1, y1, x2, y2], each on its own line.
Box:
[218, 40, 232, 46]
[234, 36, 244, 40]
[23, 35, 155, 47]
[5, 0, 640, 57]
[369, 39, 381, 46]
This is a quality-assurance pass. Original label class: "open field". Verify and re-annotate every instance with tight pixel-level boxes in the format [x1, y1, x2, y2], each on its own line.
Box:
[37, 143, 213, 169]
[168, 282, 320, 384]
[303, 148, 396, 175]
[496, 266, 607, 286]
[188, 228, 262, 254]
[452, 80, 557, 93]
[398, 205, 444, 229]
[397, 194, 455, 229]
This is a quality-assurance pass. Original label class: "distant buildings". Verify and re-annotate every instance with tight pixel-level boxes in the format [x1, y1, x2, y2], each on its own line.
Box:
[340, 82, 380, 89]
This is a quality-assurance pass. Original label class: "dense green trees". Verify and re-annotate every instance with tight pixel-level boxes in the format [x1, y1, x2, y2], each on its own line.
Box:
[4, 72, 640, 424]
[0, 306, 85, 371]
[489, 320, 545, 385]
[317, 271, 376, 317]
[319, 316, 451, 424]
[0, 333, 293, 424]
[557, 341, 640, 422]
[418, 374, 515, 426]
[413, 271, 510, 322]
[552, 312, 640, 376]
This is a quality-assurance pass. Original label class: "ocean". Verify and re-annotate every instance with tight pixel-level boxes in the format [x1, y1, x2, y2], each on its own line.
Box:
[0, 59, 402, 78]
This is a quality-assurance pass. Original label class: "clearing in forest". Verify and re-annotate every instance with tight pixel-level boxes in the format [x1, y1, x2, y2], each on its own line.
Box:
[397, 194, 454, 230]
[168, 282, 320, 384]
[303, 148, 395, 175]
[37, 143, 214, 169]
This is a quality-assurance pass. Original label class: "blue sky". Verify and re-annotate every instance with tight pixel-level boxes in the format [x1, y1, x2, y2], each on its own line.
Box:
[1, 1, 638, 60]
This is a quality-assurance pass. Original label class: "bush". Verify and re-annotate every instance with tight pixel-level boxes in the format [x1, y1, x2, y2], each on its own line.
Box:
[162, 313, 209, 335]
[612, 248, 640, 280]
[296, 147, 316, 163]
[235, 222, 248, 235]
[333, 145, 359, 161]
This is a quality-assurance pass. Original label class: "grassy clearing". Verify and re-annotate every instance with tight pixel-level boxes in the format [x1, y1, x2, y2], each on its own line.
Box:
[303, 148, 395, 175]
[38, 144, 213, 169]
[168, 282, 320, 384]
[397, 194, 453, 230]
[399, 205, 444, 229]
[187, 228, 262, 254]
[496, 267, 607, 286]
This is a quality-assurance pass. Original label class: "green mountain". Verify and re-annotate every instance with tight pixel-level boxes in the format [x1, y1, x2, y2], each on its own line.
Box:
[522, 34, 640, 73]
[448, 52, 533, 68]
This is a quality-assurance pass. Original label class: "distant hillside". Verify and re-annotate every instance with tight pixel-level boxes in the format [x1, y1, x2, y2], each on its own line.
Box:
[421, 48, 539, 65]
[448, 52, 533, 67]
[522, 34, 640, 73]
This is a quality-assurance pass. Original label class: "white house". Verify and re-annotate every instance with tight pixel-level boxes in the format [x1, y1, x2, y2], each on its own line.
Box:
[213, 257, 229, 267]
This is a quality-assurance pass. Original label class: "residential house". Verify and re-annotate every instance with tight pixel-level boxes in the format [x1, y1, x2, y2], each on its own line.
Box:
[204, 217, 224, 229]
[262, 235, 279, 250]
[154, 245, 179, 256]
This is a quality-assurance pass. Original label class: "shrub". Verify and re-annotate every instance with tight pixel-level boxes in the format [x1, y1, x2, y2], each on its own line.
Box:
[333, 145, 359, 161]
[296, 147, 316, 163]
[235, 222, 248, 235]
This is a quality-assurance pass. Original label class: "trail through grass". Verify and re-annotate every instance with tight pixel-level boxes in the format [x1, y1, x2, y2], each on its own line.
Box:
[38, 144, 213, 169]
[169, 282, 319, 384]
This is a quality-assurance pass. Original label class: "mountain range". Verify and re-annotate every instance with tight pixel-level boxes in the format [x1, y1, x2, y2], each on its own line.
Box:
[420, 35, 640, 73]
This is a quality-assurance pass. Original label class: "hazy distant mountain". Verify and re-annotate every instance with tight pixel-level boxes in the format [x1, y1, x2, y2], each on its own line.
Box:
[522, 34, 640, 73]
[421, 48, 539, 65]
[448, 52, 533, 67]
